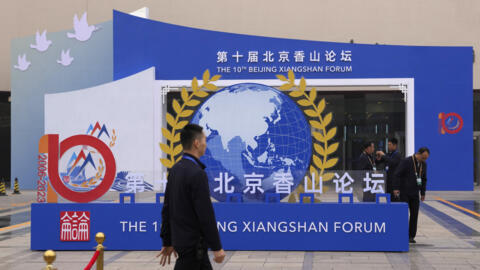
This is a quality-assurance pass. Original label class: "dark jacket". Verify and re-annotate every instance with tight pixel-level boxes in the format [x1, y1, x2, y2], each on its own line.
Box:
[160, 153, 222, 251]
[378, 151, 402, 191]
[355, 152, 375, 170]
[393, 155, 427, 196]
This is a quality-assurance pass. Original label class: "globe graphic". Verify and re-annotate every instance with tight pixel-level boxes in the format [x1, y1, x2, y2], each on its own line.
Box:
[191, 83, 312, 202]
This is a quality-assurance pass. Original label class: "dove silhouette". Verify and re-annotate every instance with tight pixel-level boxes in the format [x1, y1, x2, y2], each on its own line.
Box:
[13, 54, 31, 71]
[57, 49, 74, 66]
[30, 30, 52, 52]
[67, 12, 99, 42]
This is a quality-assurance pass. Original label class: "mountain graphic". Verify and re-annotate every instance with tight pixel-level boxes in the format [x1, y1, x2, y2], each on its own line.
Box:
[86, 122, 110, 139]
[67, 150, 97, 178]
[66, 152, 78, 169]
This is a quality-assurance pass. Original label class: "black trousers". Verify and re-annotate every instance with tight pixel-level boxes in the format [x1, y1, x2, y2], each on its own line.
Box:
[174, 246, 212, 270]
[400, 194, 420, 239]
[386, 178, 401, 202]
[386, 178, 393, 195]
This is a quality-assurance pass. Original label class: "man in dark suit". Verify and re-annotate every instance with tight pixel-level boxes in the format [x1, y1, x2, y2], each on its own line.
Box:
[393, 147, 430, 244]
[158, 124, 225, 269]
[376, 138, 402, 197]
[356, 142, 378, 202]
[356, 141, 376, 171]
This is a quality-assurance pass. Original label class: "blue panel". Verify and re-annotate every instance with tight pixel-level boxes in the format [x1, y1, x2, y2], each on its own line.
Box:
[31, 202, 408, 251]
[119, 193, 135, 203]
[226, 193, 243, 203]
[265, 193, 280, 203]
[155, 193, 165, 204]
[113, 10, 473, 191]
[376, 194, 391, 204]
[338, 193, 354, 203]
[299, 193, 315, 204]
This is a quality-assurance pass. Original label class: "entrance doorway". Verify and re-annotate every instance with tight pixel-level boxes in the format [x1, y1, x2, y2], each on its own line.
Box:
[322, 91, 406, 170]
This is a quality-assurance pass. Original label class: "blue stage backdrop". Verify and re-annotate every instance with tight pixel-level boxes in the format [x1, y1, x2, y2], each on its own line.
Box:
[113, 10, 473, 191]
[31, 200, 408, 251]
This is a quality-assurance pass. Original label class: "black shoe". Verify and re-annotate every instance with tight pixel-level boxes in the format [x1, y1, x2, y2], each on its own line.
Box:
[409, 238, 416, 243]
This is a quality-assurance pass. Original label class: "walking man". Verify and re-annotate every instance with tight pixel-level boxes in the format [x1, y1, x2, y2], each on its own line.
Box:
[158, 124, 226, 269]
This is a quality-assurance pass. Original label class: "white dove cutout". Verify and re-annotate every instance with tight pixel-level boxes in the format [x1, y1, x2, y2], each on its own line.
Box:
[57, 49, 74, 66]
[67, 12, 100, 42]
[30, 30, 52, 52]
[13, 54, 31, 71]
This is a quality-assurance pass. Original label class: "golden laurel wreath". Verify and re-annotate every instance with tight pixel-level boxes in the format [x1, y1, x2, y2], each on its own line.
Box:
[73, 158, 104, 187]
[80, 128, 116, 187]
[87, 129, 116, 185]
[160, 70, 221, 168]
[109, 129, 117, 147]
[276, 70, 338, 203]
[159, 69, 338, 203]
[93, 159, 104, 184]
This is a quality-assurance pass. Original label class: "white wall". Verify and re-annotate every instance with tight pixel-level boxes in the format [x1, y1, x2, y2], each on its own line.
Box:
[44, 67, 162, 185]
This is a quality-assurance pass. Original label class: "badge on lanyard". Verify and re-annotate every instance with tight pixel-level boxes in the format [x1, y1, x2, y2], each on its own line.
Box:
[416, 174, 422, 186]
[366, 153, 376, 171]
[412, 156, 422, 186]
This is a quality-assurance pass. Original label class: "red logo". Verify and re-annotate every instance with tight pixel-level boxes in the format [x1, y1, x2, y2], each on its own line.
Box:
[60, 211, 90, 241]
[39, 134, 116, 203]
[438, 112, 463, 135]
[63, 175, 70, 183]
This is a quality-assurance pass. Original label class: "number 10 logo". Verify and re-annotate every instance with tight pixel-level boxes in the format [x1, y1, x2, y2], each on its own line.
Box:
[39, 134, 116, 203]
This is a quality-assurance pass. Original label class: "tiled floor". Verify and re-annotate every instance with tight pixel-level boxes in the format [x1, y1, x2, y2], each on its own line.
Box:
[0, 188, 479, 269]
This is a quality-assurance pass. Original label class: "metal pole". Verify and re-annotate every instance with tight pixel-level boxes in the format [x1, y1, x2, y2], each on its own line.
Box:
[43, 250, 57, 270]
[95, 232, 105, 270]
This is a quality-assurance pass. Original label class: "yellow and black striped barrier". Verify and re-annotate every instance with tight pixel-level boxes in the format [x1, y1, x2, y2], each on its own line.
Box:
[0, 181, 7, 196]
[13, 178, 20, 194]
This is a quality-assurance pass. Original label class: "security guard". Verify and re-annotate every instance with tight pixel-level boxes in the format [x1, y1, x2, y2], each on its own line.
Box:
[158, 124, 225, 269]
[393, 147, 430, 243]
[376, 138, 402, 197]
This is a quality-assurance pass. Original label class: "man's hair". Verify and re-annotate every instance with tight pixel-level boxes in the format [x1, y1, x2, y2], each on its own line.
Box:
[418, 147, 430, 154]
[180, 124, 204, 150]
[363, 141, 374, 151]
[389, 138, 398, 145]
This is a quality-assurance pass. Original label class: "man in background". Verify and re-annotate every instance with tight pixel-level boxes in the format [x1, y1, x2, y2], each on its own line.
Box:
[376, 138, 402, 200]
[356, 141, 378, 202]
[393, 147, 430, 244]
[356, 141, 377, 171]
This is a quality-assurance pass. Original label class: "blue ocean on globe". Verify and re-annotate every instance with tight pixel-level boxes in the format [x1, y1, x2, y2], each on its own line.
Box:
[191, 83, 312, 202]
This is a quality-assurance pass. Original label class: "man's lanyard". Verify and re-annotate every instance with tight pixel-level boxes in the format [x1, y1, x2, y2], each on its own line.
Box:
[183, 155, 200, 167]
[412, 156, 422, 178]
[364, 152, 374, 167]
